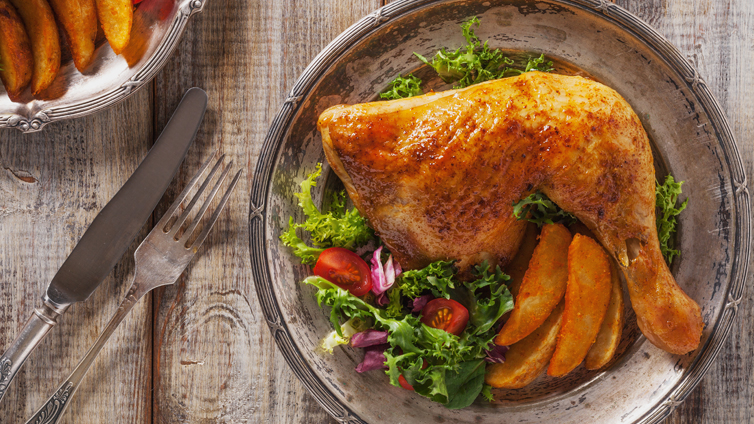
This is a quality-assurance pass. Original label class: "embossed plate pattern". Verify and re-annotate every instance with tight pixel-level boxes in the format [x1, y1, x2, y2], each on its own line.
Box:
[249, 1, 750, 423]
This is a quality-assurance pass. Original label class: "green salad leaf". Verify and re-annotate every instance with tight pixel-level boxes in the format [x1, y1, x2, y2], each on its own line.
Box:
[303, 274, 505, 408]
[318, 316, 371, 354]
[480, 383, 495, 402]
[443, 360, 487, 409]
[414, 17, 553, 89]
[453, 261, 514, 335]
[280, 164, 374, 264]
[397, 260, 457, 300]
[512, 191, 577, 227]
[381, 74, 423, 100]
[280, 219, 326, 265]
[521, 54, 554, 73]
[381, 17, 554, 99]
[656, 175, 688, 264]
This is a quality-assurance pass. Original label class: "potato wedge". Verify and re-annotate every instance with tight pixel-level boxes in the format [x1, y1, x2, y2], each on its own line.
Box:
[0, 0, 33, 100]
[585, 258, 625, 370]
[49, 0, 97, 71]
[548, 234, 612, 377]
[95, 0, 133, 54]
[9, 0, 60, 95]
[485, 300, 564, 389]
[504, 222, 538, 299]
[495, 223, 571, 346]
[80, 0, 97, 41]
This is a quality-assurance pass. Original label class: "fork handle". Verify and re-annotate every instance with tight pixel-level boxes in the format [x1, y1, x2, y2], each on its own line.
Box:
[0, 300, 68, 404]
[25, 286, 142, 424]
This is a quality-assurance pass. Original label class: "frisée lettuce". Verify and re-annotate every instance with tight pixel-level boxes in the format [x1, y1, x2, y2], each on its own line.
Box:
[304, 269, 512, 409]
[280, 164, 374, 264]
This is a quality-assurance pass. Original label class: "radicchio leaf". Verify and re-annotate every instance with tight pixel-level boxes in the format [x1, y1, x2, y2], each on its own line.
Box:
[376, 291, 390, 307]
[410, 294, 434, 313]
[355, 344, 390, 373]
[370, 246, 401, 295]
[351, 329, 389, 348]
[484, 344, 509, 364]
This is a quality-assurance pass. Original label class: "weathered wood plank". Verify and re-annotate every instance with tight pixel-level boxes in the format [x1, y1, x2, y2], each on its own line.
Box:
[0, 87, 153, 423]
[150, 1, 379, 423]
[613, 0, 754, 422]
[0, 0, 750, 423]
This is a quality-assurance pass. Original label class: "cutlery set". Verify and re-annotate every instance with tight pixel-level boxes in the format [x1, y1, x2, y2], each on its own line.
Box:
[0, 88, 240, 423]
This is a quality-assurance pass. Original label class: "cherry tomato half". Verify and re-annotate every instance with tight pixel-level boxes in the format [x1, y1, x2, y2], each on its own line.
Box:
[313, 247, 372, 297]
[398, 360, 427, 391]
[420, 298, 469, 336]
[399, 375, 414, 391]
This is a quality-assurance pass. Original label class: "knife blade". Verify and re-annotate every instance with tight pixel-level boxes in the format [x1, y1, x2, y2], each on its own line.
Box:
[0, 87, 208, 404]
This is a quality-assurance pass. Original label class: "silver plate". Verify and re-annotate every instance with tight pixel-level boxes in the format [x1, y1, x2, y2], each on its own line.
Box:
[249, 0, 751, 423]
[0, 0, 206, 132]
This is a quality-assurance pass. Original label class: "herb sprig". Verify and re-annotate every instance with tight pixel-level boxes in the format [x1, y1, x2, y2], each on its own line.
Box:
[512, 191, 576, 227]
[380, 74, 423, 100]
[656, 175, 688, 264]
[382, 17, 554, 100]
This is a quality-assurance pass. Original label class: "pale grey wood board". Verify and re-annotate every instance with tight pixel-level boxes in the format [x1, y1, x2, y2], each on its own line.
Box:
[0, 0, 750, 423]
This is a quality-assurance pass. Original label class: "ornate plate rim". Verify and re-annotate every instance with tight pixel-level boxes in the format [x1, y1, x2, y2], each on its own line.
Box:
[0, 0, 208, 133]
[248, 1, 751, 423]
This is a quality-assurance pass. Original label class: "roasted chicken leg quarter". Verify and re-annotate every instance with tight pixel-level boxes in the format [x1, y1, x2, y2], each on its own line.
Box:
[317, 72, 702, 355]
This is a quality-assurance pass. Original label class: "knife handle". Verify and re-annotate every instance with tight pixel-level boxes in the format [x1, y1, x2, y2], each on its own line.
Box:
[0, 299, 68, 403]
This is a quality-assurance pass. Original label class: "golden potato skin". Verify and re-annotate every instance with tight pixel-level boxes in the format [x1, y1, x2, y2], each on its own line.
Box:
[585, 258, 625, 370]
[486, 301, 564, 389]
[95, 0, 133, 54]
[548, 234, 612, 377]
[9, 0, 60, 95]
[49, 0, 97, 71]
[503, 222, 538, 299]
[0, 0, 32, 100]
[496, 223, 571, 346]
[80, 0, 97, 41]
[319, 72, 702, 355]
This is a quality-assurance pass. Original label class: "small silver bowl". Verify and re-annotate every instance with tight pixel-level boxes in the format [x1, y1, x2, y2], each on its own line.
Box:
[250, 0, 750, 423]
[0, 0, 207, 132]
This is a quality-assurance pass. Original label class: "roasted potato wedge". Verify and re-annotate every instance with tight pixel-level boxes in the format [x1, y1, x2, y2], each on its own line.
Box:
[548, 234, 612, 377]
[0, 0, 33, 100]
[96, 0, 133, 54]
[585, 258, 625, 370]
[504, 222, 538, 299]
[49, 0, 97, 71]
[485, 301, 565, 389]
[9, 0, 60, 95]
[496, 223, 571, 346]
[80, 0, 97, 40]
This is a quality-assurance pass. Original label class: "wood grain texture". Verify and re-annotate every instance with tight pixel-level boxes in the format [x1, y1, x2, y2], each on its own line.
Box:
[149, 1, 379, 423]
[0, 87, 153, 423]
[0, 1, 750, 423]
[612, 1, 754, 423]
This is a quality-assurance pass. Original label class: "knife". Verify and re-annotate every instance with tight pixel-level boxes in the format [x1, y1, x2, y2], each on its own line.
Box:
[0, 87, 208, 404]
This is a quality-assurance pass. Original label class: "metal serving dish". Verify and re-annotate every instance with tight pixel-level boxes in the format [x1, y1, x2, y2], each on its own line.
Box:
[0, 0, 206, 132]
[249, 0, 750, 422]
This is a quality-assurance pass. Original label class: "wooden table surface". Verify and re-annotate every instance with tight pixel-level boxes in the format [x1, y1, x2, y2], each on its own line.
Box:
[0, 0, 751, 423]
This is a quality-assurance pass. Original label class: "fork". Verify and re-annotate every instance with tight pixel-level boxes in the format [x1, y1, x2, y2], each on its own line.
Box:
[25, 151, 242, 424]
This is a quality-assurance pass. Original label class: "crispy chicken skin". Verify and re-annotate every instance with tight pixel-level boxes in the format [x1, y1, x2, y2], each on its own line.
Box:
[317, 72, 702, 354]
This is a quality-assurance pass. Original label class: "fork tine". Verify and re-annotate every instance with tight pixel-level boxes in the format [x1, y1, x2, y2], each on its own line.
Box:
[167, 154, 226, 237]
[157, 150, 219, 231]
[187, 169, 242, 250]
[180, 160, 234, 243]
